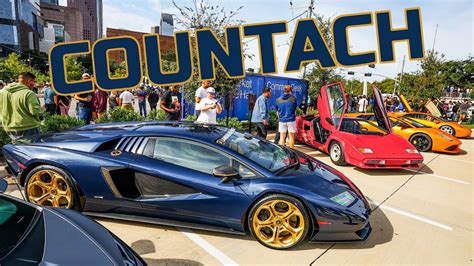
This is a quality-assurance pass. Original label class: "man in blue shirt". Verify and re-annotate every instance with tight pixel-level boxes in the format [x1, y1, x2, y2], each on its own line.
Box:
[251, 88, 271, 138]
[43, 82, 56, 115]
[276, 85, 297, 148]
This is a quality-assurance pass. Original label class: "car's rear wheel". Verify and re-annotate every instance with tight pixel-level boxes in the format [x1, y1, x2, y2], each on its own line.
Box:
[329, 141, 347, 166]
[248, 194, 309, 250]
[439, 125, 455, 136]
[409, 133, 433, 152]
[25, 165, 78, 210]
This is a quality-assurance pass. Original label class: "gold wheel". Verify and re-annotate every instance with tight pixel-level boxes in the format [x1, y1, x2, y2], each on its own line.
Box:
[26, 169, 72, 208]
[251, 199, 306, 249]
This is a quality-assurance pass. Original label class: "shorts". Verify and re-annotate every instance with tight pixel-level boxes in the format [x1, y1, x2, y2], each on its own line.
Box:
[279, 121, 296, 133]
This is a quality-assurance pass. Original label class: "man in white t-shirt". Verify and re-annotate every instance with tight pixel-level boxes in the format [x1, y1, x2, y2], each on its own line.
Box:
[358, 95, 368, 113]
[195, 80, 211, 116]
[196, 87, 222, 124]
[119, 90, 134, 110]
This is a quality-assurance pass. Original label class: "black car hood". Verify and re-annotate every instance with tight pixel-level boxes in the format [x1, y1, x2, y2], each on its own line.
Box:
[40, 208, 123, 265]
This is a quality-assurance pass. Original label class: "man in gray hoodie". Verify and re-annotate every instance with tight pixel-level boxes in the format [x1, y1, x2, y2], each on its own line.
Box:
[251, 88, 271, 138]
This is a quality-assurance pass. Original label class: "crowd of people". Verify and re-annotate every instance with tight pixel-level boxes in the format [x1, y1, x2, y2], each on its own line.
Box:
[0, 72, 472, 146]
[0, 72, 226, 143]
[444, 86, 472, 98]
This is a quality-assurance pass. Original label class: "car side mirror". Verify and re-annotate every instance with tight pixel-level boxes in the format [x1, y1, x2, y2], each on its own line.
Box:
[0, 178, 8, 193]
[325, 117, 334, 126]
[213, 165, 241, 183]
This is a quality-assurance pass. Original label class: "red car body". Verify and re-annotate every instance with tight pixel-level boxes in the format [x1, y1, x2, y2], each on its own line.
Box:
[296, 83, 424, 169]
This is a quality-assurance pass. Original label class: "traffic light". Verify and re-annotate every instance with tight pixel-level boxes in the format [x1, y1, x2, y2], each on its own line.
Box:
[364, 73, 372, 77]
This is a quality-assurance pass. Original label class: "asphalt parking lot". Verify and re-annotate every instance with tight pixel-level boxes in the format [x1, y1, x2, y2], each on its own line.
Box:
[2, 132, 473, 265]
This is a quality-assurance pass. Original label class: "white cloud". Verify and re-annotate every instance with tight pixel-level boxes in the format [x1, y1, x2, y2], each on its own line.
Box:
[103, 3, 155, 33]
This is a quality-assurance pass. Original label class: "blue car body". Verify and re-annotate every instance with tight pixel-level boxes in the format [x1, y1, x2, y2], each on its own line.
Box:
[3, 121, 371, 243]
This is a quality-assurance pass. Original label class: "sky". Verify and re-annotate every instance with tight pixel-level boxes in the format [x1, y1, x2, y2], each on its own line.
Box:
[59, 0, 473, 82]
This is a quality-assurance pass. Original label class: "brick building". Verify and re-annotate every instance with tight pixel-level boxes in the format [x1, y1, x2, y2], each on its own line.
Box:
[106, 28, 175, 64]
[40, 2, 83, 42]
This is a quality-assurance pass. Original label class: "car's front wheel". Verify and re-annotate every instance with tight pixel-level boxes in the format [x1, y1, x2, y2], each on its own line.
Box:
[329, 141, 347, 166]
[439, 125, 455, 136]
[409, 133, 433, 152]
[248, 194, 310, 249]
[25, 165, 79, 210]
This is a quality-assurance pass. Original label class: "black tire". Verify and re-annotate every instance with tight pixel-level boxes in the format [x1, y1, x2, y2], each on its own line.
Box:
[248, 194, 310, 250]
[24, 165, 80, 210]
[439, 125, 456, 136]
[329, 141, 347, 166]
[409, 133, 433, 152]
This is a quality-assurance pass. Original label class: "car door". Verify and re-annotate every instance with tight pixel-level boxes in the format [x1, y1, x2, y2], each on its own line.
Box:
[127, 137, 255, 230]
[399, 95, 413, 112]
[425, 101, 443, 117]
[372, 85, 393, 133]
[317, 82, 347, 132]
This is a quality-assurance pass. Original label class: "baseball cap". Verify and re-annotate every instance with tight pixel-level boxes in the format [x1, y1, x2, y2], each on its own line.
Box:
[82, 73, 91, 79]
[207, 87, 216, 94]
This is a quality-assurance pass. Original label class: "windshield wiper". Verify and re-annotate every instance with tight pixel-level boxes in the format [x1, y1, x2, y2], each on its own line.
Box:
[275, 147, 300, 175]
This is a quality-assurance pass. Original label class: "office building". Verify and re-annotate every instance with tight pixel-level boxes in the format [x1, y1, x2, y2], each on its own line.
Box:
[67, 0, 103, 41]
[159, 13, 173, 36]
[39, 2, 83, 53]
[0, 0, 43, 57]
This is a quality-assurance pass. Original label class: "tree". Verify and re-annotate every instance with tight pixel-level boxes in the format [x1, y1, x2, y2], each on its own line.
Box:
[407, 50, 444, 100]
[64, 56, 84, 82]
[172, 0, 245, 101]
[440, 58, 474, 91]
[0, 53, 48, 84]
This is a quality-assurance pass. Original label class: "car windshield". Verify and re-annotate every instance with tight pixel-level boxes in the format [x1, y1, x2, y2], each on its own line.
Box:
[217, 130, 291, 172]
[400, 117, 430, 128]
[0, 196, 39, 259]
[340, 118, 388, 136]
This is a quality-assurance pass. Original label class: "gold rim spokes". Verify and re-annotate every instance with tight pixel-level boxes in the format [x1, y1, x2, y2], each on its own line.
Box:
[27, 170, 72, 208]
[252, 200, 305, 248]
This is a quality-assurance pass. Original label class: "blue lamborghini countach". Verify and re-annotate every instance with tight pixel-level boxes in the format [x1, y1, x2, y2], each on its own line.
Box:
[3, 121, 372, 249]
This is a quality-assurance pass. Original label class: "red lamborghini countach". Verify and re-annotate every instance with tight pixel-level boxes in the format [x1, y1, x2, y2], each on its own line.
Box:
[296, 83, 424, 169]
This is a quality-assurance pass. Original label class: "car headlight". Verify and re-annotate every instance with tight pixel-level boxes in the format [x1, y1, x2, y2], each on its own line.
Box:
[405, 148, 419, 154]
[357, 148, 374, 154]
[437, 132, 453, 141]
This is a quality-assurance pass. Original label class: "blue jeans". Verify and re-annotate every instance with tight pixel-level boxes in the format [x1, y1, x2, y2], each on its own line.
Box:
[78, 106, 91, 124]
[8, 127, 40, 143]
[139, 101, 147, 117]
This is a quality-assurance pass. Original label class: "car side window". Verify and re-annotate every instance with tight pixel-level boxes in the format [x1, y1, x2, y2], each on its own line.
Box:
[142, 138, 257, 178]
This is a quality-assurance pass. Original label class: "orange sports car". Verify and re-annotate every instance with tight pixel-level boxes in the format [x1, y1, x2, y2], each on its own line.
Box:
[346, 113, 462, 153]
[390, 112, 472, 138]
[392, 96, 472, 139]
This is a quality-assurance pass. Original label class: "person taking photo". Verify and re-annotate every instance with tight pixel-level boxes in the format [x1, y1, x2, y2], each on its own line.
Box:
[196, 87, 222, 124]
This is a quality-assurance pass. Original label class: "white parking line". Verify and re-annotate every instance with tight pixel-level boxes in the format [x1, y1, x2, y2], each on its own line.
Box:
[179, 228, 239, 266]
[404, 169, 470, 185]
[439, 156, 474, 164]
[372, 201, 453, 231]
[306, 151, 320, 155]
